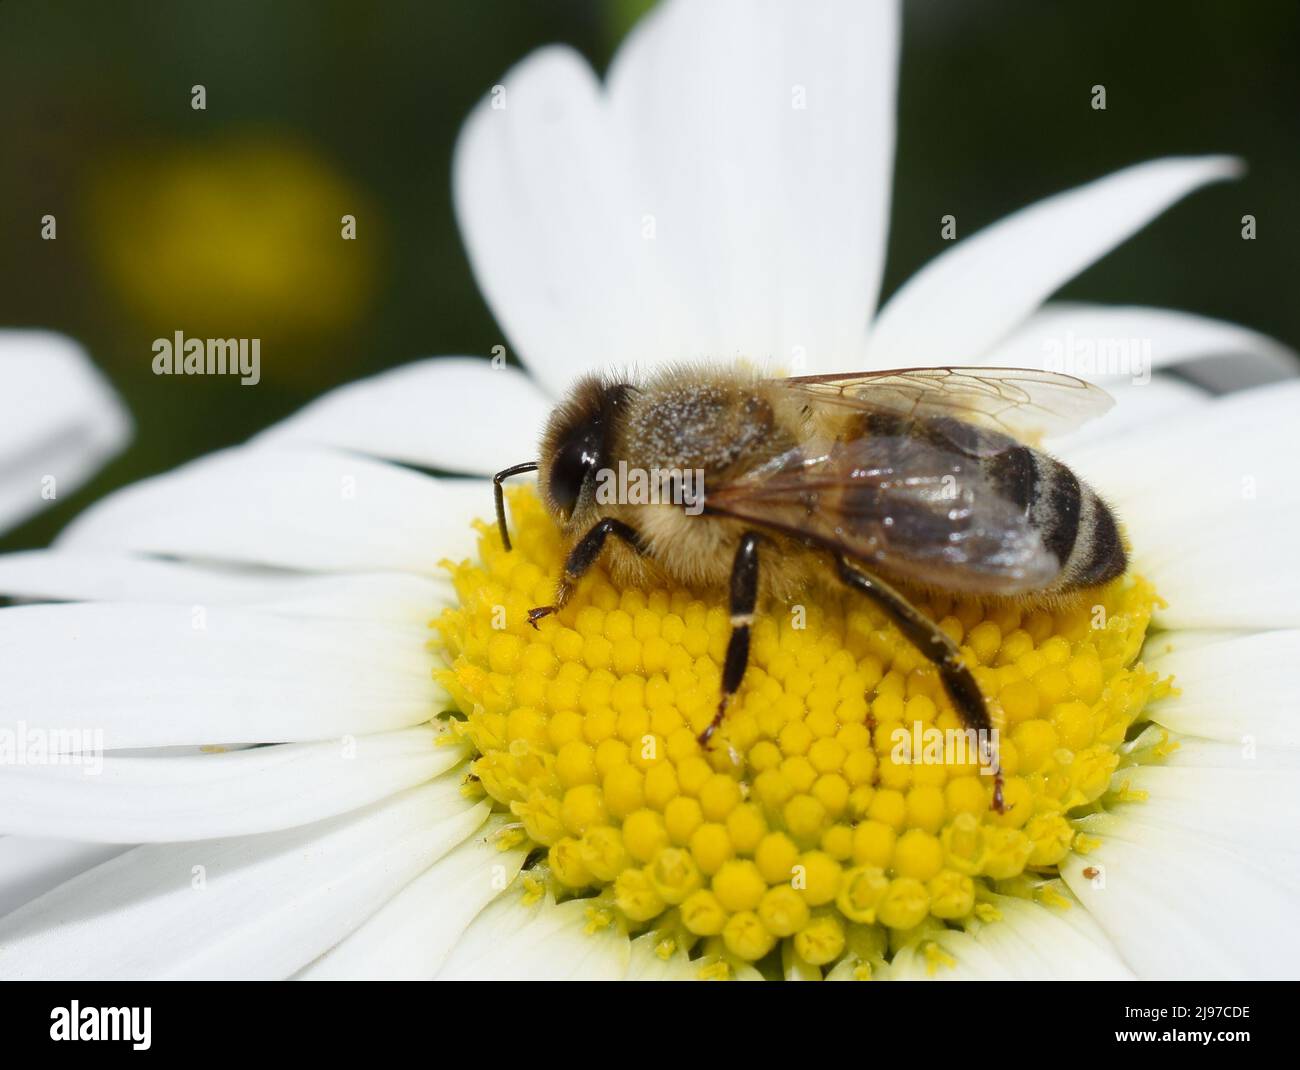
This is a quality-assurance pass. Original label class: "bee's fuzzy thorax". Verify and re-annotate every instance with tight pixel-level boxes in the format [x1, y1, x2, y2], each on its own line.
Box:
[536, 362, 1127, 606]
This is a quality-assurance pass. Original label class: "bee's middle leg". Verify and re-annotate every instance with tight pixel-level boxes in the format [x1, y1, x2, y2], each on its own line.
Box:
[698, 531, 763, 748]
[527, 518, 644, 628]
[834, 556, 1005, 813]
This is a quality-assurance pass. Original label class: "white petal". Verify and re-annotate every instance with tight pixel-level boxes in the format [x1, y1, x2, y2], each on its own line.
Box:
[0, 725, 467, 842]
[56, 446, 489, 573]
[885, 928, 1013, 980]
[0, 551, 452, 623]
[1145, 631, 1300, 748]
[298, 816, 526, 980]
[865, 157, 1241, 367]
[454, 45, 660, 396]
[1049, 375, 1209, 455]
[455, 0, 900, 390]
[1070, 381, 1300, 628]
[1158, 736, 1300, 771]
[0, 330, 131, 534]
[435, 888, 631, 980]
[885, 893, 1132, 980]
[0, 603, 444, 748]
[253, 358, 552, 476]
[1105, 757, 1300, 886]
[0, 777, 488, 980]
[981, 303, 1298, 383]
[1142, 628, 1248, 653]
[781, 941, 822, 981]
[1063, 813, 1300, 979]
[608, 0, 900, 374]
[0, 837, 124, 917]
[623, 932, 702, 980]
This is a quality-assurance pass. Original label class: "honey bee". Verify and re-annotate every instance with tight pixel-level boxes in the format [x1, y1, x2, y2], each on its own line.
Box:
[493, 365, 1125, 811]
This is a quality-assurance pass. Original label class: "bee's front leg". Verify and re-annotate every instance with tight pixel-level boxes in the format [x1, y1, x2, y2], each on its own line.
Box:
[492, 461, 540, 552]
[835, 556, 1006, 814]
[698, 531, 763, 749]
[527, 518, 644, 628]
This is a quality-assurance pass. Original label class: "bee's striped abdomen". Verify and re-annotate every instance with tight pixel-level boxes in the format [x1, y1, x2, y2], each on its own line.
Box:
[1063, 475, 1126, 589]
[985, 442, 1038, 511]
[787, 409, 1127, 598]
[1012, 449, 1126, 593]
[912, 416, 1127, 594]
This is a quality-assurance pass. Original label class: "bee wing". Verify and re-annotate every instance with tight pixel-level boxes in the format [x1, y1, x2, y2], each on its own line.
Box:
[704, 433, 1059, 595]
[777, 366, 1113, 442]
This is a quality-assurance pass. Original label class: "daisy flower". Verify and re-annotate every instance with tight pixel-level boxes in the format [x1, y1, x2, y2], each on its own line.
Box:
[1, 0, 1297, 981]
[0, 330, 130, 537]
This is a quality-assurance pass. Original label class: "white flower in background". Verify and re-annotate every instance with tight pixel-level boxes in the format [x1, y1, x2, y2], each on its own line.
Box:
[1, 0, 1298, 980]
[0, 330, 130, 535]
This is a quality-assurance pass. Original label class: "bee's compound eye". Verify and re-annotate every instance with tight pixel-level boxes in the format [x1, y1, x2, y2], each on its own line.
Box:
[548, 438, 598, 519]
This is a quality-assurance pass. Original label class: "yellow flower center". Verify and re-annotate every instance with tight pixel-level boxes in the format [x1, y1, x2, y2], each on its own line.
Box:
[434, 488, 1172, 977]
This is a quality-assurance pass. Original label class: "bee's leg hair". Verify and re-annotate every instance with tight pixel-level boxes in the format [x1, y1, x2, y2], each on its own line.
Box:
[834, 555, 1005, 813]
[527, 518, 645, 628]
[698, 531, 762, 748]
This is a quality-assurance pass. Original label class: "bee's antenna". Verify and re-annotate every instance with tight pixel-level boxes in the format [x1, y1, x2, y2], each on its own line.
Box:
[492, 462, 539, 552]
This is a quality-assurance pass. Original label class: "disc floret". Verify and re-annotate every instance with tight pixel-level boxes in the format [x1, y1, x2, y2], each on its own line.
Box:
[433, 489, 1169, 976]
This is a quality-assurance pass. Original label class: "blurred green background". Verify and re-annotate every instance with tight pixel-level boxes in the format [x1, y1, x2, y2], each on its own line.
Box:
[2, 0, 1297, 551]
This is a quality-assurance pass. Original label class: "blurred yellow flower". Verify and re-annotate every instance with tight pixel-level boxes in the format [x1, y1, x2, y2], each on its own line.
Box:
[89, 133, 379, 376]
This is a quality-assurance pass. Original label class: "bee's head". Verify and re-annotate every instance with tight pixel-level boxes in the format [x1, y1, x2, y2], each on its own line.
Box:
[539, 375, 633, 527]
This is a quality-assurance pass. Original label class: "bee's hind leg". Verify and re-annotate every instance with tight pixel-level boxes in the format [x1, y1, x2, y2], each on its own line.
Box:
[834, 556, 1005, 813]
[527, 518, 644, 628]
[698, 532, 763, 751]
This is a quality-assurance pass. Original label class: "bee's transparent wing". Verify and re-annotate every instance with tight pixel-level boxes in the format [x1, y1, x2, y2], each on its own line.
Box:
[777, 366, 1113, 442]
[704, 433, 1059, 595]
